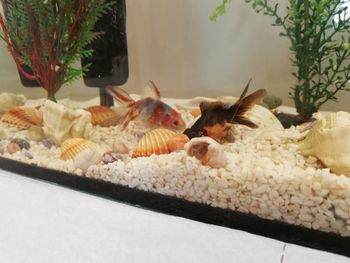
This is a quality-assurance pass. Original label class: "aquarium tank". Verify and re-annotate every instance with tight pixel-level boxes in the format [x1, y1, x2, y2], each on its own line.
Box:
[0, 0, 350, 256]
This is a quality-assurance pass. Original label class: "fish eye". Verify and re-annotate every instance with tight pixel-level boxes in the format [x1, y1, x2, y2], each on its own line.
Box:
[173, 120, 179, 126]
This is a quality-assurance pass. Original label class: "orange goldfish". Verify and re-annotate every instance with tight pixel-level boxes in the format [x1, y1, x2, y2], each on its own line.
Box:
[106, 81, 186, 130]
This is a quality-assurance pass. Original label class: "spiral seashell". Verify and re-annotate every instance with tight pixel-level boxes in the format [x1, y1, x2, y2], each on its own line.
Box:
[1, 107, 43, 129]
[85, 106, 121, 127]
[0, 93, 26, 116]
[61, 138, 104, 172]
[132, 129, 177, 158]
[299, 111, 350, 176]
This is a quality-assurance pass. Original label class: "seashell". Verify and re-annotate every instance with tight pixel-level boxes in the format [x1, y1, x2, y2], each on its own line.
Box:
[112, 142, 129, 154]
[132, 128, 177, 158]
[26, 126, 45, 141]
[0, 127, 7, 140]
[0, 93, 26, 116]
[184, 137, 227, 168]
[85, 106, 121, 127]
[42, 100, 92, 144]
[1, 107, 43, 129]
[61, 138, 104, 172]
[166, 134, 190, 152]
[299, 111, 350, 176]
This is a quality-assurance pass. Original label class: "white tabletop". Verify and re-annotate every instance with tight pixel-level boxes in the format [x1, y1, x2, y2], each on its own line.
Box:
[0, 168, 348, 263]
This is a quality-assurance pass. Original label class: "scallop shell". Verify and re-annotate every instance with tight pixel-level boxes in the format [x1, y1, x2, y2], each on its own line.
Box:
[61, 138, 104, 172]
[299, 111, 350, 176]
[1, 107, 43, 129]
[42, 100, 92, 144]
[85, 106, 120, 127]
[0, 93, 26, 116]
[132, 129, 177, 158]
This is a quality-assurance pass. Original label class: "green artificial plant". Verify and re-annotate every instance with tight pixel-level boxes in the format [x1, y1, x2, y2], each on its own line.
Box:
[211, 0, 350, 121]
[0, 0, 112, 101]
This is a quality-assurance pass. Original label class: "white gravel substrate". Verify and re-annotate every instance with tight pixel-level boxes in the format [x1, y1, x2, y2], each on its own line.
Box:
[1, 104, 350, 237]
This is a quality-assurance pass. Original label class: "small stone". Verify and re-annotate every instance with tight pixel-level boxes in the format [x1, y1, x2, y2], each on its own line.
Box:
[299, 213, 314, 222]
[334, 207, 349, 220]
[7, 143, 21, 154]
[42, 138, 54, 149]
[24, 151, 34, 159]
[10, 138, 30, 150]
[102, 152, 129, 164]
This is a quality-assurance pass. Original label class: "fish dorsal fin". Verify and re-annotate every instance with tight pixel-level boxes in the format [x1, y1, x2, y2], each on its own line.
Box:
[237, 78, 252, 103]
[230, 88, 267, 123]
[142, 80, 161, 100]
[106, 86, 135, 106]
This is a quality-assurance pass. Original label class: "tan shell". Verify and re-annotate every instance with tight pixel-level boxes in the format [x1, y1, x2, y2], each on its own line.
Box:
[299, 111, 350, 176]
[184, 137, 227, 168]
[1, 107, 43, 129]
[42, 100, 92, 144]
[132, 129, 177, 158]
[85, 106, 120, 127]
[166, 134, 190, 152]
[61, 138, 104, 172]
[0, 93, 26, 116]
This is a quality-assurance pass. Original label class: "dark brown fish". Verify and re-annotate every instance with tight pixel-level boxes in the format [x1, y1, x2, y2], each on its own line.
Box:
[184, 80, 266, 141]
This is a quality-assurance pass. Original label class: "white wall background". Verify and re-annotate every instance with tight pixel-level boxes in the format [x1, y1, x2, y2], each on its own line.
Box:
[0, 0, 349, 111]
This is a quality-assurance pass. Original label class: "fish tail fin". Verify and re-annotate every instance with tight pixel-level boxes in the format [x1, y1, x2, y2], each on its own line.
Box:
[229, 80, 266, 127]
[106, 86, 135, 107]
[120, 102, 140, 130]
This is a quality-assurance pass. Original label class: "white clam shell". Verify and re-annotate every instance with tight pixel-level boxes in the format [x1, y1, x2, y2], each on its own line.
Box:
[61, 138, 104, 173]
[184, 137, 227, 168]
[0, 93, 26, 116]
[299, 111, 350, 176]
[42, 100, 92, 144]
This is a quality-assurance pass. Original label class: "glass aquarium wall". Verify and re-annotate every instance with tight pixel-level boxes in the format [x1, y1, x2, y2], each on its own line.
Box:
[0, 0, 349, 111]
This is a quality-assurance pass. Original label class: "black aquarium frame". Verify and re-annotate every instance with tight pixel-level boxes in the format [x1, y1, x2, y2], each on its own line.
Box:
[0, 156, 349, 258]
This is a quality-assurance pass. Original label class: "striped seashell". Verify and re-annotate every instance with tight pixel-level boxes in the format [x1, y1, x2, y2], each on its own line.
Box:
[0, 93, 26, 116]
[85, 106, 120, 127]
[61, 138, 104, 172]
[132, 128, 177, 158]
[1, 107, 43, 129]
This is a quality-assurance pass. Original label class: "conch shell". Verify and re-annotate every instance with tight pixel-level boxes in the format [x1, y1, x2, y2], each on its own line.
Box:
[299, 111, 350, 176]
[0, 93, 26, 116]
[42, 100, 92, 144]
[61, 138, 104, 172]
[132, 128, 177, 158]
[1, 107, 43, 129]
[85, 106, 121, 127]
[184, 137, 227, 168]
